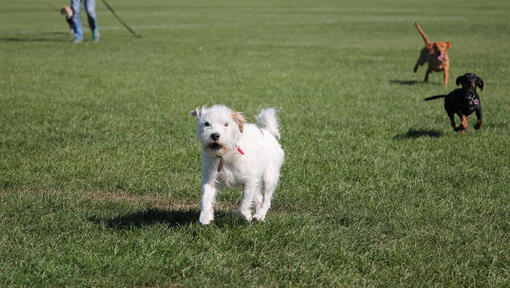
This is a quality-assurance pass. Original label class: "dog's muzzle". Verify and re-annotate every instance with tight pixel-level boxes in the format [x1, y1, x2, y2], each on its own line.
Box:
[207, 142, 223, 151]
[206, 133, 224, 151]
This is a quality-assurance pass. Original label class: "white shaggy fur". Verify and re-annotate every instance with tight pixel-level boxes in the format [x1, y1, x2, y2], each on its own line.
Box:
[190, 105, 284, 225]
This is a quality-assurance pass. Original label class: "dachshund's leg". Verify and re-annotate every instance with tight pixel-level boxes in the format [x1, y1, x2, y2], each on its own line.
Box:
[460, 114, 468, 134]
[474, 109, 482, 130]
[446, 108, 458, 131]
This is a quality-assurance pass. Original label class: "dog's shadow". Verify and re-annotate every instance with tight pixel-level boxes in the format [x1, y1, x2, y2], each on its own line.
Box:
[89, 208, 241, 229]
[389, 79, 422, 85]
[393, 128, 443, 139]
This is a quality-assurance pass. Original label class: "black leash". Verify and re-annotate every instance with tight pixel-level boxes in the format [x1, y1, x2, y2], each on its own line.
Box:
[101, 0, 141, 38]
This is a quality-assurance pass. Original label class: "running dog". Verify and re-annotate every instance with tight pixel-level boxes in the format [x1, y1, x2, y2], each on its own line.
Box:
[190, 105, 284, 225]
[50, 3, 88, 33]
[413, 21, 452, 86]
[425, 73, 484, 133]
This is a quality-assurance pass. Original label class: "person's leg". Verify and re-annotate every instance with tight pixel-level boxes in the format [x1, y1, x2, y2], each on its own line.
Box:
[70, 0, 83, 42]
[84, 0, 100, 41]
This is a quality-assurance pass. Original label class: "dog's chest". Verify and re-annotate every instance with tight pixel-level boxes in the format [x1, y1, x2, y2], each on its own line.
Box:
[459, 94, 480, 113]
[217, 163, 243, 188]
[428, 57, 446, 69]
[468, 97, 481, 111]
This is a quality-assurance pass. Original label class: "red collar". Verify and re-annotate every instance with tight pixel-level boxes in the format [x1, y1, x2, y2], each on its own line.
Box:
[237, 146, 245, 155]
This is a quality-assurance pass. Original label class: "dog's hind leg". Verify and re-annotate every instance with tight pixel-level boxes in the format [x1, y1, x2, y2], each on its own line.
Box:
[253, 169, 280, 222]
[446, 108, 458, 131]
[424, 68, 432, 82]
[238, 181, 258, 221]
[413, 60, 420, 73]
[414, 49, 427, 73]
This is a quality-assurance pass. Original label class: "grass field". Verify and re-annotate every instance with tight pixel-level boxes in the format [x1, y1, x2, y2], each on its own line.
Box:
[1, 0, 510, 286]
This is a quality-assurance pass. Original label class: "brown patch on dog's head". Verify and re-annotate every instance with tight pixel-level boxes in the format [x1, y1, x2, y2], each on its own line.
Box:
[231, 112, 245, 133]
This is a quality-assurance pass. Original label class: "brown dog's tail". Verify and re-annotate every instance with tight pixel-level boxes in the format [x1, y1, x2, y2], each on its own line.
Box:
[50, 2, 60, 12]
[424, 95, 446, 101]
[415, 21, 430, 44]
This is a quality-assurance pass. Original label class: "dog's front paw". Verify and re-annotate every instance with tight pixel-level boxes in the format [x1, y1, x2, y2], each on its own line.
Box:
[252, 214, 265, 222]
[474, 122, 482, 130]
[237, 208, 252, 222]
[199, 211, 214, 225]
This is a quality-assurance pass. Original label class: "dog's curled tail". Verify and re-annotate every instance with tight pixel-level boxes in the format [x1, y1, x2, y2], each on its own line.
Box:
[256, 108, 280, 139]
[424, 95, 446, 101]
[415, 21, 430, 44]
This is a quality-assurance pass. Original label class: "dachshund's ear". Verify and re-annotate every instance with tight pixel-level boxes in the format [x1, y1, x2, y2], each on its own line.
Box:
[476, 77, 484, 90]
[190, 107, 201, 118]
[445, 41, 451, 49]
[231, 112, 245, 133]
[456, 75, 466, 86]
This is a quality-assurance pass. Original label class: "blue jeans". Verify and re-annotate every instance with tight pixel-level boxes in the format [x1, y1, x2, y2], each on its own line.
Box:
[71, 0, 98, 40]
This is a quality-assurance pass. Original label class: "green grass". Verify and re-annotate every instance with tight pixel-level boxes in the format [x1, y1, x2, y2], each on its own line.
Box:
[1, 0, 510, 286]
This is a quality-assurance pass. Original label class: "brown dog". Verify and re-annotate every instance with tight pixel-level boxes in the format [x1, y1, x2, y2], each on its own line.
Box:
[413, 22, 451, 86]
[50, 3, 88, 33]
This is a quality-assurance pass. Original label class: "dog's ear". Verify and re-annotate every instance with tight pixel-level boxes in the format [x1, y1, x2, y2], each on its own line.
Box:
[456, 75, 466, 86]
[445, 41, 451, 49]
[476, 77, 484, 90]
[231, 112, 245, 133]
[190, 107, 201, 118]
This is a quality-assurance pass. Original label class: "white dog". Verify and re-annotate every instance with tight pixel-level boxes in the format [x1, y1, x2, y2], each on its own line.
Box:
[190, 105, 284, 225]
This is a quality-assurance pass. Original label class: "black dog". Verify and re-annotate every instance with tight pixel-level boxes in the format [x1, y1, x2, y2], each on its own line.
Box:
[424, 73, 484, 133]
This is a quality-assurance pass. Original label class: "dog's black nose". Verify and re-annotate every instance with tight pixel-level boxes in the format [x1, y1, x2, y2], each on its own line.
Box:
[211, 133, 220, 141]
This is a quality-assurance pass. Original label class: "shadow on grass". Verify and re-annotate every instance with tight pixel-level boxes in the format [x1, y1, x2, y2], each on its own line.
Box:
[389, 79, 422, 85]
[393, 128, 443, 139]
[0, 37, 67, 43]
[90, 208, 241, 229]
[0, 32, 71, 43]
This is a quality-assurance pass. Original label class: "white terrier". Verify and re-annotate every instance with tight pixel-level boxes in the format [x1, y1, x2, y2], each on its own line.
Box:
[190, 105, 284, 225]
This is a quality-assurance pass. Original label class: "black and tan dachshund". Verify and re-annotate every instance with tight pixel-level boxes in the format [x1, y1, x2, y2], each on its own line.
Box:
[425, 73, 484, 133]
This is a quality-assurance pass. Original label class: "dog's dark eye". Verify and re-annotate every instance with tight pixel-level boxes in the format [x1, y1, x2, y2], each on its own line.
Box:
[204, 122, 210, 127]
[224, 123, 229, 127]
